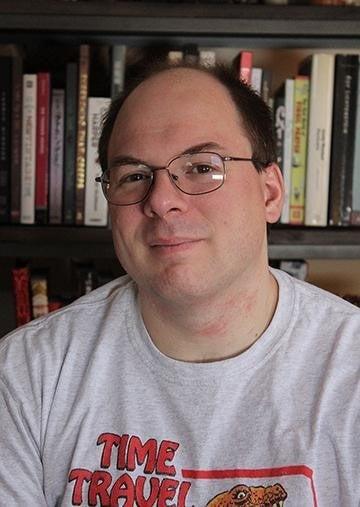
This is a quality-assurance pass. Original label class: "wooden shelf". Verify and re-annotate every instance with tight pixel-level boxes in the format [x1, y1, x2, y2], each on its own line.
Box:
[0, 1, 359, 42]
[1, 225, 360, 259]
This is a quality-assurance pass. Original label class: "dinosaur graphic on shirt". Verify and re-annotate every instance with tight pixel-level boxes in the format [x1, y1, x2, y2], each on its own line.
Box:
[206, 483, 288, 507]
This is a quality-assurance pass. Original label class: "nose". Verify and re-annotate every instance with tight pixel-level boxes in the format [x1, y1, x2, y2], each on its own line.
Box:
[143, 168, 189, 218]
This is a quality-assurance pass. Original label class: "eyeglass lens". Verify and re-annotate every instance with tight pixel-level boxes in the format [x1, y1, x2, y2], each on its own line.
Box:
[102, 152, 225, 205]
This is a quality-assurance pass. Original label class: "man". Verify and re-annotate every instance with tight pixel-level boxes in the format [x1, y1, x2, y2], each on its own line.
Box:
[0, 62, 359, 506]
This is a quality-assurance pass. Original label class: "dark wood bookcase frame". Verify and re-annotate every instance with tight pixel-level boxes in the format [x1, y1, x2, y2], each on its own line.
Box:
[1, 0, 360, 335]
[0, 0, 360, 261]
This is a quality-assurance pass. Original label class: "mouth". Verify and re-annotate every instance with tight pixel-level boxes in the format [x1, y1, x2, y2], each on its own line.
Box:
[149, 238, 202, 253]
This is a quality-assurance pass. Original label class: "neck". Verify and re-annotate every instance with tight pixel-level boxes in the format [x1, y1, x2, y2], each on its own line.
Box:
[138, 267, 279, 363]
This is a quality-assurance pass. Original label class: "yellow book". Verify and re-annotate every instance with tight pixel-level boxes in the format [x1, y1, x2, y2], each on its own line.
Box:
[289, 75, 309, 225]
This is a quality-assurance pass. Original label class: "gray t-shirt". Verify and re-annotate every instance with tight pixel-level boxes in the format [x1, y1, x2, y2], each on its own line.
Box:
[0, 268, 359, 506]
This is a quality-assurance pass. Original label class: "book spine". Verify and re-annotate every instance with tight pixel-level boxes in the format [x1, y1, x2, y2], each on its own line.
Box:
[75, 44, 90, 225]
[0, 57, 12, 223]
[304, 54, 335, 227]
[49, 89, 65, 224]
[63, 62, 78, 224]
[20, 74, 37, 224]
[84, 97, 110, 227]
[351, 56, 360, 225]
[167, 50, 183, 64]
[239, 51, 253, 85]
[261, 68, 272, 106]
[12, 267, 32, 326]
[280, 78, 294, 224]
[273, 86, 286, 174]
[289, 75, 310, 225]
[30, 272, 49, 319]
[199, 50, 216, 68]
[183, 44, 199, 64]
[251, 67, 263, 95]
[111, 45, 126, 100]
[35, 72, 51, 224]
[329, 54, 359, 226]
[10, 52, 23, 223]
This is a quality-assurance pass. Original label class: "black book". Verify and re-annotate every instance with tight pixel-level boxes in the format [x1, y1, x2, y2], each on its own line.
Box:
[0, 57, 12, 223]
[329, 54, 359, 226]
[63, 61, 78, 224]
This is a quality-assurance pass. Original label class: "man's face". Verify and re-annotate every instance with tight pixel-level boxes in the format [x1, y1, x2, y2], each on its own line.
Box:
[107, 69, 283, 304]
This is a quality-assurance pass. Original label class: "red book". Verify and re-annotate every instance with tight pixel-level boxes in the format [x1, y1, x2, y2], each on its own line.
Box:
[12, 267, 32, 327]
[238, 51, 253, 85]
[35, 72, 51, 224]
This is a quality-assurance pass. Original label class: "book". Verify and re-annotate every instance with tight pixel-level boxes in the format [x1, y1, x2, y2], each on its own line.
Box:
[251, 67, 263, 95]
[300, 53, 335, 227]
[0, 44, 23, 224]
[12, 266, 32, 326]
[261, 68, 272, 106]
[63, 61, 78, 224]
[280, 78, 294, 224]
[199, 50, 216, 68]
[84, 97, 110, 227]
[350, 55, 360, 225]
[10, 48, 23, 224]
[111, 45, 126, 100]
[75, 44, 90, 225]
[0, 56, 12, 223]
[236, 51, 253, 85]
[273, 85, 286, 174]
[167, 50, 183, 64]
[49, 89, 65, 224]
[20, 74, 37, 224]
[35, 72, 51, 224]
[329, 54, 359, 226]
[289, 75, 310, 225]
[183, 44, 199, 64]
[30, 271, 49, 319]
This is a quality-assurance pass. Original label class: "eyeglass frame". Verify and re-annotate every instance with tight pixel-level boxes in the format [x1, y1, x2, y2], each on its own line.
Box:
[95, 151, 268, 206]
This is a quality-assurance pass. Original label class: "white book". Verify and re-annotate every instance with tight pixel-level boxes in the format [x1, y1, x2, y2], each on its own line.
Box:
[49, 89, 65, 224]
[84, 97, 111, 227]
[280, 78, 294, 224]
[304, 53, 335, 227]
[251, 67, 263, 95]
[199, 50, 216, 67]
[20, 74, 37, 224]
[167, 50, 183, 64]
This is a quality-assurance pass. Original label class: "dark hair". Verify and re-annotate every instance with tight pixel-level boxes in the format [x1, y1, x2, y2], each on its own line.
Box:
[98, 60, 276, 173]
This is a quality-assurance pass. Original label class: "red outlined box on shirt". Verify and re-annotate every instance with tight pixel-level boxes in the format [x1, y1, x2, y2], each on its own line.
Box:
[182, 465, 318, 507]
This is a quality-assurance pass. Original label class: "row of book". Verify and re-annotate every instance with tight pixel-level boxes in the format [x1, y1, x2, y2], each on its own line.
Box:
[274, 52, 360, 227]
[11, 263, 112, 328]
[0, 44, 113, 227]
[1, 43, 359, 227]
[11, 260, 360, 330]
[0, 43, 272, 227]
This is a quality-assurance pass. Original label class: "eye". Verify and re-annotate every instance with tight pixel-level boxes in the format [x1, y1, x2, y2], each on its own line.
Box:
[192, 163, 214, 174]
[122, 172, 150, 183]
[110, 165, 152, 186]
[236, 492, 247, 500]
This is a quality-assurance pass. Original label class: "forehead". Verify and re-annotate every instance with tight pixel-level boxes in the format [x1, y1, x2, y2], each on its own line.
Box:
[109, 68, 250, 159]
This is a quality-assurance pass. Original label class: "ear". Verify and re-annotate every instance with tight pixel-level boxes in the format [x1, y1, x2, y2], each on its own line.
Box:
[261, 163, 284, 224]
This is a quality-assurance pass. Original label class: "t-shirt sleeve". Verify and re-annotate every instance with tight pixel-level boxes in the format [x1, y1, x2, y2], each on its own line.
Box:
[0, 376, 47, 504]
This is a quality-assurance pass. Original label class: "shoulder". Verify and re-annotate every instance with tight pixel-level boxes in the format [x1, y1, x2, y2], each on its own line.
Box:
[0, 275, 137, 378]
[273, 266, 360, 320]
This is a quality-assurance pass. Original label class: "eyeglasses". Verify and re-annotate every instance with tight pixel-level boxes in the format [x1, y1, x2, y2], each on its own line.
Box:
[95, 151, 266, 206]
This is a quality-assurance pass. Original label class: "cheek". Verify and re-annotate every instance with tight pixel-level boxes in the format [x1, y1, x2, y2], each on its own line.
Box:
[109, 207, 143, 257]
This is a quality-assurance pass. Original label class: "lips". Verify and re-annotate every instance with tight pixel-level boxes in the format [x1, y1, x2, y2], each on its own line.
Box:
[149, 237, 200, 247]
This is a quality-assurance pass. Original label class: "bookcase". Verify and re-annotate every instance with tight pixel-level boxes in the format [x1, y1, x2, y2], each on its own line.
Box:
[1, 0, 360, 336]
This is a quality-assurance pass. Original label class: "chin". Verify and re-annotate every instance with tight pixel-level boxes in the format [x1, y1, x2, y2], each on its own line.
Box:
[142, 265, 218, 303]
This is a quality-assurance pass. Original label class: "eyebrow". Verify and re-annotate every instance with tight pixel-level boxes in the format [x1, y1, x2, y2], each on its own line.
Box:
[108, 141, 226, 169]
